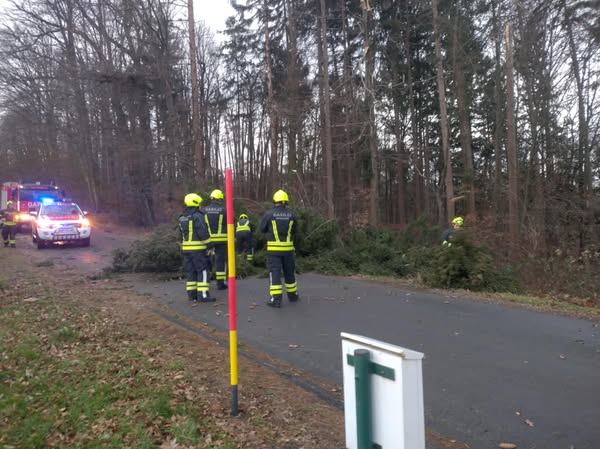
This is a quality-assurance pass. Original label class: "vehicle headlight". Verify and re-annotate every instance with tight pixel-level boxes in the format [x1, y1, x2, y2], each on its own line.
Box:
[81, 218, 91, 227]
[37, 217, 56, 229]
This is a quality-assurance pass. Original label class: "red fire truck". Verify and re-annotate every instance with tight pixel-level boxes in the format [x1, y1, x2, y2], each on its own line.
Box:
[1, 181, 65, 231]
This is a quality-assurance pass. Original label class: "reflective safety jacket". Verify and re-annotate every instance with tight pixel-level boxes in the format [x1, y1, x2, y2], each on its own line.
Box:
[0, 208, 17, 226]
[178, 207, 210, 252]
[259, 205, 297, 252]
[202, 201, 227, 243]
[235, 217, 253, 234]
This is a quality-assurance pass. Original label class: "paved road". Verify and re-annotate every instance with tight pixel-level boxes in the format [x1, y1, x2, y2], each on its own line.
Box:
[19, 230, 600, 449]
[130, 272, 600, 449]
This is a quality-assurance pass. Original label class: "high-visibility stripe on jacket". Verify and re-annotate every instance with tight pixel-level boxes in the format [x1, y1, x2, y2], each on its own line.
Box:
[259, 205, 297, 253]
[267, 219, 294, 251]
[202, 202, 227, 243]
[1, 210, 17, 226]
[236, 218, 251, 233]
[178, 208, 210, 252]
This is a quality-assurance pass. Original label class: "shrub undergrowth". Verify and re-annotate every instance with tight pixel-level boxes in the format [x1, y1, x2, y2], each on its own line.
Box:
[109, 209, 529, 296]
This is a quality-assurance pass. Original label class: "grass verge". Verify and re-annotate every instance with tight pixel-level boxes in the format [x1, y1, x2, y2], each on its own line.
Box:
[0, 251, 345, 449]
[0, 300, 240, 449]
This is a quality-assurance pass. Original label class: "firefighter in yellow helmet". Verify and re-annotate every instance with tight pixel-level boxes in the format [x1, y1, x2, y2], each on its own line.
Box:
[1, 200, 18, 248]
[235, 213, 255, 261]
[202, 189, 228, 290]
[178, 193, 215, 302]
[259, 190, 299, 308]
[442, 216, 464, 246]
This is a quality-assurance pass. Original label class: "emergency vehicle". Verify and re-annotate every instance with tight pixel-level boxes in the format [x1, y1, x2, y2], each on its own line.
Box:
[32, 200, 91, 249]
[1, 181, 65, 231]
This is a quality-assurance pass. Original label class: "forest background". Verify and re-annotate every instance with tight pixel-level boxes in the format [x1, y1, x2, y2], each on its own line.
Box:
[0, 0, 598, 304]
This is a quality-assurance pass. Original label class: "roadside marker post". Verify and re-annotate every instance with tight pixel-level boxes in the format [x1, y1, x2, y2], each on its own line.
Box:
[342, 332, 425, 449]
[225, 169, 239, 416]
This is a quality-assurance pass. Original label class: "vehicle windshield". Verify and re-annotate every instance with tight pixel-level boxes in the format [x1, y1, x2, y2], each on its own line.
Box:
[18, 189, 62, 202]
[41, 204, 81, 217]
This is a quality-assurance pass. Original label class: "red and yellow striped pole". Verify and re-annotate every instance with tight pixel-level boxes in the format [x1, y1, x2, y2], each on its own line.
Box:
[225, 168, 239, 416]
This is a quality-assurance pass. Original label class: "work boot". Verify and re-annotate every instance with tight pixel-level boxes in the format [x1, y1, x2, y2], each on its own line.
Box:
[267, 296, 282, 308]
[188, 296, 198, 303]
[199, 295, 216, 303]
[288, 292, 299, 302]
[217, 282, 228, 291]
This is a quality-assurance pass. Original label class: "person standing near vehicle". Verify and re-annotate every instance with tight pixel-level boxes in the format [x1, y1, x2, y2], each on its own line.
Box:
[442, 216, 464, 246]
[1, 201, 18, 248]
[235, 213, 255, 262]
[260, 189, 299, 308]
[178, 193, 215, 302]
[202, 189, 228, 290]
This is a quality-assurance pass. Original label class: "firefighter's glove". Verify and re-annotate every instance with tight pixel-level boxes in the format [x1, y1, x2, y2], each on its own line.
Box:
[207, 248, 215, 257]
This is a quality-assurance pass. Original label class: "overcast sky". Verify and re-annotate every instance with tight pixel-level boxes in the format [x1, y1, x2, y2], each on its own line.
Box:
[0, 0, 235, 36]
[194, 0, 235, 36]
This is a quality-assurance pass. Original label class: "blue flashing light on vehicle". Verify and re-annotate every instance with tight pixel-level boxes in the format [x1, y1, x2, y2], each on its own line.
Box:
[41, 197, 55, 205]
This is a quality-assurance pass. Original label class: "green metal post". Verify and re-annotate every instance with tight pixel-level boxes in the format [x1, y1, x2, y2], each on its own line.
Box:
[354, 348, 372, 449]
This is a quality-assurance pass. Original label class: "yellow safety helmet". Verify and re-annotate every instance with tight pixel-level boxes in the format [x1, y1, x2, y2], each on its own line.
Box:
[452, 216, 464, 226]
[7, 200, 13, 206]
[273, 189, 289, 204]
[184, 193, 203, 207]
[239, 213, 248, 220]
[210, 189, 224, 200]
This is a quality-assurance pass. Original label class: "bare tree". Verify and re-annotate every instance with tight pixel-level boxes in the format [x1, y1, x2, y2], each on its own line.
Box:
[360, 0, 379, 226]
[319, 0, 334, 219]
[188, 0, 204, 185]
[432, 0, 454, 223]
[505, 22, 519, 253]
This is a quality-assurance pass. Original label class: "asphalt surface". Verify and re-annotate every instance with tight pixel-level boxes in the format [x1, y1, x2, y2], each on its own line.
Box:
[17, 229, 600, 449]
[130, 272, 600, 449]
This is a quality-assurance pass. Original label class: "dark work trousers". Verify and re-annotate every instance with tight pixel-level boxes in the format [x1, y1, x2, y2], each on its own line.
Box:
[236, 232, 254, 260]
[213, 243, 227, 286]
[183, 250, 210, 300]
[2, 224, 17, 247]
[267, 251, 298, 299]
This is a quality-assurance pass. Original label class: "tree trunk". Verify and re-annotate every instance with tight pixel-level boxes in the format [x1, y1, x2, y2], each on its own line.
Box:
[564, 1, 592, 244]
[505, 23, 519, 254]
[452, 18, 476, 218]
[491, 0, 503, 228]
[188, 0, 204, 185]
[341, 0, 354, 225]
[319, 0, 335, 219]
[285, 0, 298, 180]
[360, 0, 379, 226]
[432, 0, 454, 223]
[403, 0, 423, 219]
[264, 0, 279, 193]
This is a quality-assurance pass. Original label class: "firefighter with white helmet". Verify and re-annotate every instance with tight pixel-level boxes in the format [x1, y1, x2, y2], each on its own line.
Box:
[1, 200, 18, 248]
[178, 193, 215, 302]
[202, 189, 228, 290]
[259, 189, 299, 308]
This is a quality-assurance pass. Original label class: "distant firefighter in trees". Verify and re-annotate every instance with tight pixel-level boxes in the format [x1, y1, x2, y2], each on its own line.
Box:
[235, 213, 255, 262]
[441, 216, 464, 247]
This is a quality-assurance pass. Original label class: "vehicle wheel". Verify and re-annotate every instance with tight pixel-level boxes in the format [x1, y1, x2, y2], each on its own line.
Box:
[37, 240, 46, 249]
[80, 237, 90, 247]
